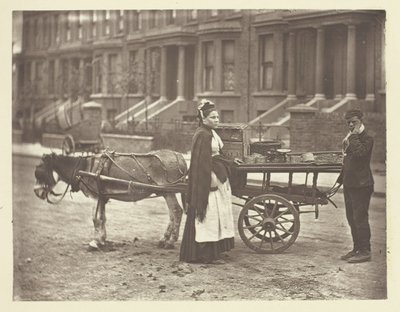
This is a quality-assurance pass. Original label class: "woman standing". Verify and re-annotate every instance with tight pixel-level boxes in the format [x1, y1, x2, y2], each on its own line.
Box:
[180, 99, 241, 264]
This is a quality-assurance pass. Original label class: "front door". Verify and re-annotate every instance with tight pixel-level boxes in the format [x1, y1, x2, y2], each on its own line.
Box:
[324, 25, 347, 99]
[184, 45, 195, 100]
[166, 46, 178, 100]
[295, 29, 316, 98]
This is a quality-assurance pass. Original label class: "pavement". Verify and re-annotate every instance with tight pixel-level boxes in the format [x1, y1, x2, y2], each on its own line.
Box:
[13, 142, 386, 197]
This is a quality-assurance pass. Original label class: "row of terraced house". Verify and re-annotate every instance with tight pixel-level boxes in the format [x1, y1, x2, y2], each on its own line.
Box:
[12, 9, 386, 135]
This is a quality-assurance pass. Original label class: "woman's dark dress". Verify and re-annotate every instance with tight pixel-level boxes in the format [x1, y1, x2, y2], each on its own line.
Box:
[179, 125, 234, 263]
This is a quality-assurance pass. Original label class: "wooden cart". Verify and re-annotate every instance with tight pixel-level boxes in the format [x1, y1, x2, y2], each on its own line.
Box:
[61, 119, 104, 155]
[60, 102, 104, 155]
[77, 152, 342, 254]
[230, 161, 341, 254]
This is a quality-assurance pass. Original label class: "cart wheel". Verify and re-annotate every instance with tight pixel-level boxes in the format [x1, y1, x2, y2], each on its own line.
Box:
[238, 194, 300, 254]
[62, 135, 75, 155]
[243, 202, 299, 242]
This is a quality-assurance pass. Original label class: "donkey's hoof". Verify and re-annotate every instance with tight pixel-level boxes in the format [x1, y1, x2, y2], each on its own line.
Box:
[164, 242, 175, 249]
[158, 240, 166, 248]
[88, 240, 100, 251]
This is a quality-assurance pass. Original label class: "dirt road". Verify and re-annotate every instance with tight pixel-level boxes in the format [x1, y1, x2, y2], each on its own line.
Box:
[13, 156, 387, 300]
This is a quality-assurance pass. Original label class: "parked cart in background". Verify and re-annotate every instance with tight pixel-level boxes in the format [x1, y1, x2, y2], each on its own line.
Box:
[59, 101, 104, 155]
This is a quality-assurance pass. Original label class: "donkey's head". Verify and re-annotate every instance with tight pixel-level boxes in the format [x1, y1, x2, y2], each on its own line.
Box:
[34, 153, 59, 200]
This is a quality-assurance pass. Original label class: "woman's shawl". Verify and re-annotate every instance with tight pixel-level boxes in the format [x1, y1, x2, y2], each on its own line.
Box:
[187, 126, 213, 222]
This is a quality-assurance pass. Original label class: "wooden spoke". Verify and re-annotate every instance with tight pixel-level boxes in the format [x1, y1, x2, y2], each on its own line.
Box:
[273, 229, 286, 244]
[252, 205, 264, 216]
[275, 208, 290, 219]
[275, 223, 293, 235]
[277, 215, 292, 222]
[258, 230, 267, 249]
[246, 214, 263, 221]
[268, 230, 274, 251]
[262, 200, 269, 217]
[247, 227, 265, 241]
[243, 222, 262, 229]
[275, 219, 295, 225]
[271, 201, 278, 217]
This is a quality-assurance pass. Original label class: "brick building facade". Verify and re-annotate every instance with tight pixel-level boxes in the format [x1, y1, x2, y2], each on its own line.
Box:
[13, 9, 386, 129]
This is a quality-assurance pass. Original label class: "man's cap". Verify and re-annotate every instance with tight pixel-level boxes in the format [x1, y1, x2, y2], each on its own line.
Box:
[345, 109, 363, 119]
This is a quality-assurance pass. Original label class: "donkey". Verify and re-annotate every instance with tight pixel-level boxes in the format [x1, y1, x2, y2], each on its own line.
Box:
[34, 150, 187, 250]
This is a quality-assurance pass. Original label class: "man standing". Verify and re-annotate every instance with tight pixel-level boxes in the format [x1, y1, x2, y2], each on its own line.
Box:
[337, 109, 374, 263]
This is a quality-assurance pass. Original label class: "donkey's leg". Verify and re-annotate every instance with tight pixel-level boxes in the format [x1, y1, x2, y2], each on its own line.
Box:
[89, 198, 107, 249]
[158, 196, 173, 248]
[159, 194, 183, 249]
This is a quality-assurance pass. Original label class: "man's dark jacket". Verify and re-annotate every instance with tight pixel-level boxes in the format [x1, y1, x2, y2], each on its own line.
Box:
[337, 130, 374, 188]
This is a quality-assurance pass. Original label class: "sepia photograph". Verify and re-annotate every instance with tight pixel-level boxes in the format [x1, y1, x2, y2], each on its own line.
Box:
[3, 0, 397, 307]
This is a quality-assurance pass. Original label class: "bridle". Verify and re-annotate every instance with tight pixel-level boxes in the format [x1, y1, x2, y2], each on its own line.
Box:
[42, 155, 84, 205]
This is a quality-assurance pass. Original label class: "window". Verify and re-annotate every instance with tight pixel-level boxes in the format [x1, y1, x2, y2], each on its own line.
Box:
[35, 61, 43, 93]
[48, 60, 55, 94]
[107, 54, 118, 93]
[69, 58, 80, 99]
[222, 40, 235, 91]
[137, 11, 142, 30]
[149, 10, 156, 28]
[84, 57, 93, 95]
[91, 11, 97, 38]
[283, 33, 289, 91]
[66, 13, 72, 41]
[18, 64, 25, 92]
[128, 51, 138, 93]
[71, 58, 80, 78]
[260, 35, 274, 90]
[189, 10, 197, 21]
[107, 109, 117, 123]
[24, 62, 32, 94]
[78, 12, 83, 39]
[33, 19, 39, 48]
[24, 62, 31, 93]
[61, 59, 69, 94]
[104, 10, 110, 36]
[131, 10, 138, 31]
[117, 10, 124, 33]
[54, 15, 60, 44]
[131, 10, 142, 31]
[210, 10, 218, 17]
[150, 48, 160, 94]
[43, 17, 49, 48]
[220, 110, 234, 123]
[93, 56, 103, 93]
[23, 20, 29, 49]
[166, 10, 176, 25]
[203, 41, 214, 91]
